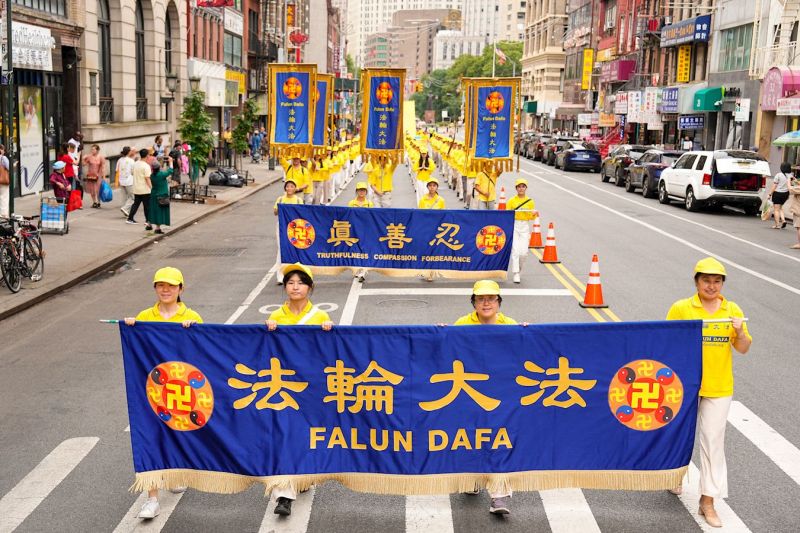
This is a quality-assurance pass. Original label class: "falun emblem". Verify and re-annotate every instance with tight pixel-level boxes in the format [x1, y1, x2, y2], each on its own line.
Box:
[375, 81, 394, 105]
[287, 218, 316, 249]
[147, 362, 214, 431]
[485, 91, 505, 114]
[283, 76, 303, 99]
[475, 225, 507, 255]
[608, 359, 684, 431]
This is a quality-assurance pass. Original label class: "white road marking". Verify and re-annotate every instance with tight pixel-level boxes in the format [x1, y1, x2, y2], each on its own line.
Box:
[539, 489, 601, 533]
[405, 495, 454, 533]
[339, 277, 362, 326]
[728, 401, 800, 486]
[522, 168, 800, 296]
[675, 462, 752, 532]
[124, 426, 129, 432]
[359, 288, 571, 297]
[112, 490, 185, 533]
[524, 162, 800, 265]
[258, 487, 316, 533]
[0, 437, 99, 533]
[226, 262, 280, 324]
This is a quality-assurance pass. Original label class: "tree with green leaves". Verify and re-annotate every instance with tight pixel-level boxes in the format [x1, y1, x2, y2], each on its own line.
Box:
[178, 90, 215, 182]
[231, 97, 259, 168]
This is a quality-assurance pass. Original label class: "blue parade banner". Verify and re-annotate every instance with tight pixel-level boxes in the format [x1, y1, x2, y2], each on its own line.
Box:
[475, 85, 513, 159]
[277, 204, 515, 278]
[361, 69, 405, 162]
[312, 74, 332, 148]
[268, 64, 317, 156]
[121, 320, 702, 495]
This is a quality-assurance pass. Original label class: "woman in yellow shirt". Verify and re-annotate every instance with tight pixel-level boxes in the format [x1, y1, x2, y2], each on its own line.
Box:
[310, 154, 329, 205]
[418, 177, 445, 209]
[505, 179, 538, 284]
[415, 152, 435, 205]
[124, 267, 202, 521]
[274, 179, 304, 284]
[666, 257, 751, 528]
[264, 263, 333, 517]
[348, 182, 373, 282]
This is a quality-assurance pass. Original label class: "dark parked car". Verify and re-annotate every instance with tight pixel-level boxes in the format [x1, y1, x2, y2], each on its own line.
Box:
[544, 137, 579, 166]
[601, 145, 652, 186]
[530, 134, 552, 161]
[626, 149, 685, 197]
[554, 141, 602, 172]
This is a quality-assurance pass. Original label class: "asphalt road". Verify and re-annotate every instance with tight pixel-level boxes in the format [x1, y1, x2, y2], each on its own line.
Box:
[0, 154, 798, 533]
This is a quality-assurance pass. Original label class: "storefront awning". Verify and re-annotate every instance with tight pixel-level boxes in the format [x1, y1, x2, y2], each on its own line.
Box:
[693, 87, 723, 111]
[761, 67, 800, 111]
[523, 101, 538, 114]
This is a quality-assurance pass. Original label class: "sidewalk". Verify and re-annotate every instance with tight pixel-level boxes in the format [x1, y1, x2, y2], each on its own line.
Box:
[0, 161, 283, 320]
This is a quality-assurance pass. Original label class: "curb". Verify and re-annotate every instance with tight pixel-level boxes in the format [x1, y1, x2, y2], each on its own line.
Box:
[0, 175, 283, 322]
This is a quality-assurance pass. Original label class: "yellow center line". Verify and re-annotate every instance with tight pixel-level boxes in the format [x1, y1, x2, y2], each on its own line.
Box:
[532, 249, 607, 323]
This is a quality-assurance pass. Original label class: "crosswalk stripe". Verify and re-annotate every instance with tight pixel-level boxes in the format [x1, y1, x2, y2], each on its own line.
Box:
[358, 288, 572, 296]
[405, 495, 454, 533]
[258, 487, 315, 533]
[112, 490, 185, 533]
[539, 489, 601, 533]
[0, 437, 99, 533]
[728, 401, 800, 486]
[675, 463, 751, 532]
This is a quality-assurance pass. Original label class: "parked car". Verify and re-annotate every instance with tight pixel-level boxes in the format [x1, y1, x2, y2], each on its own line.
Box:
[520, 133, 538, 159]
[544, 137, 579, 166]
[514, 132, 533, 155]
[657, 150, 770, 214]
[554, 141, 602, 172]
[530, 134, 552, 161]
[626, 149, 685, 197]
[601, 145, 652, 186]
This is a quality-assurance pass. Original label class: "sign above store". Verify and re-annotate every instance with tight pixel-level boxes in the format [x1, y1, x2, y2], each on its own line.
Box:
[660, 15, 711, 47]
[679, 115, 705, 130]
[10, 21, 55, 71]
[661, 87, 679, 113]
[777, 97, 800, 116]
[224, 8, 243, 36]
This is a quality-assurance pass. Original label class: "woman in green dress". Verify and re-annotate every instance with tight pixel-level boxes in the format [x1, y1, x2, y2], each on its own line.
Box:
[149, 156, 173, 234]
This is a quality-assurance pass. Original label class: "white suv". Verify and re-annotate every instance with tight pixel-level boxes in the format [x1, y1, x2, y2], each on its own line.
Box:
[657, 150, 770, 215]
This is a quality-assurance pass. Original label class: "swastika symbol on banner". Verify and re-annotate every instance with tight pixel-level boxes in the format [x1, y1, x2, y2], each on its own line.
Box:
[630, 382, 661, 410]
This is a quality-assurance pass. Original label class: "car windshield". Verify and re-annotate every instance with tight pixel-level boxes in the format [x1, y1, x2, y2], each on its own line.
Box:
[662, 155, 680, 166]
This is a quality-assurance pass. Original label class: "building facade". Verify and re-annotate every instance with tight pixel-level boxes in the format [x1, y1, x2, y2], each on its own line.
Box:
[496, 0, 527, 42]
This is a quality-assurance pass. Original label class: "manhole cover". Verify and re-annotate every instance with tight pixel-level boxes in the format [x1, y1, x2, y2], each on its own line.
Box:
[167, 247, 246, 258]
[376, 299, 429, 309]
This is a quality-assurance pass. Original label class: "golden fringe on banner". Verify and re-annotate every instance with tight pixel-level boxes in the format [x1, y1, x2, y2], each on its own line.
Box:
[296, 265, 509, 281]
[132, 466, 687, 496]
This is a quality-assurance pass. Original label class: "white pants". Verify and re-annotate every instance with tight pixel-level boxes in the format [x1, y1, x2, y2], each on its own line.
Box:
[415, 181, 424, 205]
[466, 178, 476, 208]
[0, 184, 9, 217]
[272, 484, 297, 500]
[326, 175, 336, 202]
[303, 193, 313, 206]
[313, 181, 327, 205]
[511, 220, 531, 274]
[121, 185, 135, 212]
[698, 395, 732, 498]
[377, 191, 392, 208]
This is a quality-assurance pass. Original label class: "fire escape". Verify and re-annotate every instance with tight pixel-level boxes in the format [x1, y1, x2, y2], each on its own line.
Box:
[250, 0, 281, 94]
[750, 0, 800, 79]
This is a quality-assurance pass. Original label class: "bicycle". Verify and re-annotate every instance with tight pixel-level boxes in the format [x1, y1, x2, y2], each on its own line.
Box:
[0, 215, 44, 293]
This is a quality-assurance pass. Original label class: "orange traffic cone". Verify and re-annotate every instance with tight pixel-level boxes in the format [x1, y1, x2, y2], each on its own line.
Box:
[529, 216, 544, 249]
[538, 223, 560, 264]
[497, 186, 507, 210]
[580, 254, 608, 308]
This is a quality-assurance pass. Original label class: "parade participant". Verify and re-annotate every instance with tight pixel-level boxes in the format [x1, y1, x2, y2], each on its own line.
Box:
[506, 178, 538, 283]
[273, 179, 304, 285]
[348, 182, 373, 281]
[415, 152, 436, 205]
[452, 280, 520, 515]
[418, 177, 445, 209]
[124, 267, 202, 520]
[285, 157, 311, 203]
[265, 263, 333, 516]
[464, 155, 478, 209]
[473, 167, 497, 210]
[311, 153, 330, 205]
[368, 155, 395, 208]
[348, 136, 360, 180]
[666, 257, 751, 528]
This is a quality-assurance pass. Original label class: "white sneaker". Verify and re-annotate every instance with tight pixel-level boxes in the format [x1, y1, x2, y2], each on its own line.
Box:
[138, 498, 160, 519]
[169, 486, 187, 494]
[513, 273, 521, 284]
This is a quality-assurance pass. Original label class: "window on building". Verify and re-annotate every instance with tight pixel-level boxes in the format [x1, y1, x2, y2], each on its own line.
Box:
[718, 24, 753, 72]
[165, 13, 173, 74]
[604, 1, 617, 32]
[224, 32, 243, 68]
[12, 0, 66, 17]
[249, 9, 260, 52]
[97, 0, 112, 99]
[135, 0, 145, 100]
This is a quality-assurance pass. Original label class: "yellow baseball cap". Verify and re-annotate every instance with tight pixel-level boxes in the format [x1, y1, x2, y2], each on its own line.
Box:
[694, 257, 726, 278]
[153, 267, 184, 286]
[515, 178, 528, 187]
[472, 280, 500, 296]
[355, 181, 368, 190]
[426, 177, 439, 186]
[282, 262, 314, 280]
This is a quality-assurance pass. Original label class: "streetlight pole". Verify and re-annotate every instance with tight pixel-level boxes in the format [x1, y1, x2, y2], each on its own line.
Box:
[3, 0, 15, 215]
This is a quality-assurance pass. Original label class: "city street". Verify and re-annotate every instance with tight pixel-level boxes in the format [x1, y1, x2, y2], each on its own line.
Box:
[1, 155, 798, 533]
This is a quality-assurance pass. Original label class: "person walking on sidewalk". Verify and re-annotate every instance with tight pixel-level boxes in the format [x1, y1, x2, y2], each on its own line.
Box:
[506, 178, 538, 284]
[128, 148, 153, 229]
[82, 144, 107, 208]
[666, 257, 752, 529]
[0, 144, 9, 218]
[117, 147, 136, 218]
[148, 156, 174, 234]
[124, 267, 202, 520]
[767, 162, 792, 228]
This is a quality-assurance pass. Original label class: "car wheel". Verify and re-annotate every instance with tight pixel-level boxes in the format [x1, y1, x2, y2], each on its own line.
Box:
[624, 175, 636, 193]
[601, 165, 610, 182]
[658, 181, 670, 204]
[615, 167, 625, 187]
[563, 162, 570, 172]
[685, 187, 701, 212]
[642, 177, 655, 198]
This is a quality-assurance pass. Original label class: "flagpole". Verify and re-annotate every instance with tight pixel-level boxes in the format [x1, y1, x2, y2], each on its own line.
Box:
[492, 43, 496, 78]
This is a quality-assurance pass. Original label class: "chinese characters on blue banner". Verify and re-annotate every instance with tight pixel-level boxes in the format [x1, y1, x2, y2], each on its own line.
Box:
[475, 86, 513, 159]
[268, 64, 317, 157]
[278, 204, 515, 278]
[121, 321, 702, 495]
[360, 69, 405, 163]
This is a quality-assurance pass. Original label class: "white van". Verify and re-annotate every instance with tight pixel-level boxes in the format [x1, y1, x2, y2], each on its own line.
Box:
[658, 150, 770, 214]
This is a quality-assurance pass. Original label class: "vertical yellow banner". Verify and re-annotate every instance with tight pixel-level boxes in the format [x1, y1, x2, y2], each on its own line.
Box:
[677, 45, 691, 83]
[581, 49, 594, 91]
